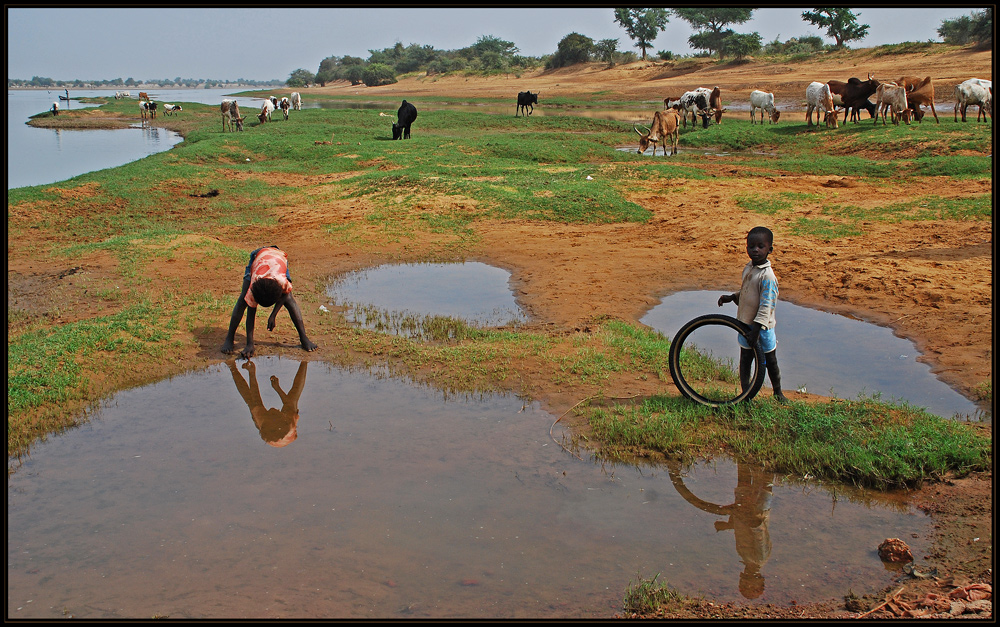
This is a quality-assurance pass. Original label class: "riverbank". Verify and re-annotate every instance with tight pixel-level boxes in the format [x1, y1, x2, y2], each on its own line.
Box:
[8, 45, 993, 619]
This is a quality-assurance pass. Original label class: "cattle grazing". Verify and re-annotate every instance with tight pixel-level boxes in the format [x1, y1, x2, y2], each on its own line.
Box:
[392, 100, 418, 139]
[673, 88, 714, 128]
[805, 81, 838, 128]
[280, 97, 290, 120]
[749, 90, 780, 124]
[221, 99, 245, 132]
[635, 108, 682, 156]
[875, 82, 911, 125]
[139, 91, 149, 102]
[139, 100, 157, 121]
[895, 76, 939, 123]
[953, 78, 992, 122]
[269, 96, 279, 111]
[162, 103, 182, 116]
[51, 102, 59, 116]
[114, 90, 131, 100]
[828, 74, 880, 123]
[709, 86, 724, 124]
[290, 92, 302, 110]
[516, 91, 538, 117]
[258, 99, 275, 124]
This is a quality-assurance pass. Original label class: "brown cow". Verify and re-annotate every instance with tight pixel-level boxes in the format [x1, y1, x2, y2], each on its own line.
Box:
[635, 109, 682, 156]
[897, 75, 940, 123]
[828, 74, 880, 123]
[710, 86, 724, 124]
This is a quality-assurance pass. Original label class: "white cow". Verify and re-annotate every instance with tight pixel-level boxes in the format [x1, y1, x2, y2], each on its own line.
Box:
[162, 103, 182, 116]
[875, 82, 911, 125]
[805, 81, 838, 128]
[954, 79, 992, 122]
[749, 90, 780, 124]
[258, 99, 275, 124]
[290, 92, 302, 110]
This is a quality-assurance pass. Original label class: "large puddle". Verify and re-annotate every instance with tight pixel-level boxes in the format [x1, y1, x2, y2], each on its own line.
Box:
[8, 357, 931, 619]
[642, 291, 984, 419]
[326, 262, 527, 337]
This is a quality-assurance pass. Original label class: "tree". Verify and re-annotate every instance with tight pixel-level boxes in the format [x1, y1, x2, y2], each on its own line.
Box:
[672, 8, 755, 58]
[286, 68, 315, 88]
[471, 35, 519, 60]
[595, 38, 620, 67]
[362, 63, 397, 87]
[721, 32, 762, 60]
[613, 8, 669, 60]
[801, 8, 870, 48]
[546, 32, 594, 69]
[938, 8, 992, 48]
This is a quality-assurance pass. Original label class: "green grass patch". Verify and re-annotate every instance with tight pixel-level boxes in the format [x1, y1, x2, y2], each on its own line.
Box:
[585, 393, 990, 488]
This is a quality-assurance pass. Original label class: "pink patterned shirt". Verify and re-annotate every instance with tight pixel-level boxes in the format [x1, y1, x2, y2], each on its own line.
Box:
[245, 247, 293, 308]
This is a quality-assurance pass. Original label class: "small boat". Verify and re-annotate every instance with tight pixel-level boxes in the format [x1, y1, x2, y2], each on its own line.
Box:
[59, 95, 70, 101]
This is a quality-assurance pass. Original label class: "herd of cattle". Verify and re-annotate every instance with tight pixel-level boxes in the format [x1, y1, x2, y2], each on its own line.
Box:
[629, 74, 992, 156]
[86, 74, 989, 151]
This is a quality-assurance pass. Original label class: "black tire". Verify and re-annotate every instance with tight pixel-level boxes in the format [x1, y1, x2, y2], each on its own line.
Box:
[668, 314, 766, 407]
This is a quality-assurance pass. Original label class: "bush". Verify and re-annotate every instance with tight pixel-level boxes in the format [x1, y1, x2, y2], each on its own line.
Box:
[546, 32, 594, 69]
[362, 63, 397, 87]
[657, 50, 674, 60]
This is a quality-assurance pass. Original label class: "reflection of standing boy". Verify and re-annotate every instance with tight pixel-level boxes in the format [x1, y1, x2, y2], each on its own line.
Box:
[718, 226, 787, 402]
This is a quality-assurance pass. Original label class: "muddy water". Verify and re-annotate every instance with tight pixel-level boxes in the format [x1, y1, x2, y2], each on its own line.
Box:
[8, 357, 931, 619]
[642, 290, 984, 419]
[326, 262, 528, 335]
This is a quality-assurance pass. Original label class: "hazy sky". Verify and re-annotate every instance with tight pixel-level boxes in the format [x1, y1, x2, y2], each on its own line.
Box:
[7, 7, 983, 82]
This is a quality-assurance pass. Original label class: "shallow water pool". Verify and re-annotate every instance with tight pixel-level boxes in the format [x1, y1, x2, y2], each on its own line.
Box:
[8, 357, 931, 619]
[642, 290, 984, 419]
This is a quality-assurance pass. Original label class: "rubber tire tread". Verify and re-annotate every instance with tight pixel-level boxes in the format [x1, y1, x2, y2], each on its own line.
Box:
[668, 314, 766, 407]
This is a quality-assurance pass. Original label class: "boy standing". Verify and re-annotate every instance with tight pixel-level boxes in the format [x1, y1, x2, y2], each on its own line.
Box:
[222, 245, 318, 359]
[718, 227, 787, 402]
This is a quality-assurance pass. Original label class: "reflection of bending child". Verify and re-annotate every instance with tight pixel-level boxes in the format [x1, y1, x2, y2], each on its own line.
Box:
[228, 360, 308, 448]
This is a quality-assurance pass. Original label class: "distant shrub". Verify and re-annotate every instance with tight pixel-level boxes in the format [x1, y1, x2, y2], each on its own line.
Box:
[657, 50, 674, 61]
[362, 63, 397, 87]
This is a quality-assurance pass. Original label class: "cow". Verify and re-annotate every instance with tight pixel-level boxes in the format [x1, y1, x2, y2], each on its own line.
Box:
[221, 99, 245, 132]
[269, 96, 279, 111]
[139, 91, 149, 102]
[139, 100, 157, 121]
[290, 92, 302, 110]
[896, 76, 939, 123]
[392, 100, 418, 139]
[280, 97, 290, 120]
[635, 108, 682, 156]
[749, 90, 780, 124]
[258, 99, 275, 124]
[516, 91, 538, 117]
[709, 86, 724, 124]
[671, 88, 714, 128]
[828, 74, 880, 123]
[162, 103, 182, 116]
[805, 81, 838, 128]
[953, 79, 992, 122]
[875, 82, 911, 125]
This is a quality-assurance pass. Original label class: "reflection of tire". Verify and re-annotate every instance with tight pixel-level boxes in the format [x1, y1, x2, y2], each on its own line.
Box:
[668, 314, 766, 406]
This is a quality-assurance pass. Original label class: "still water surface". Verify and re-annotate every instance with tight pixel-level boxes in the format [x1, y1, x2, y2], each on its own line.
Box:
[643, 290, 982, 419]
[7, 357, 929, 619]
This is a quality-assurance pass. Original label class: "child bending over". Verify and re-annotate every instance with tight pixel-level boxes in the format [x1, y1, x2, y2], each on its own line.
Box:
[718, 226, 787, 403]
[222, 245, 318, 358]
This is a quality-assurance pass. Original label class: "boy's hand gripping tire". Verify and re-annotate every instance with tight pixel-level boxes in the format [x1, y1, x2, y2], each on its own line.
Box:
[668, 314, 766, 407]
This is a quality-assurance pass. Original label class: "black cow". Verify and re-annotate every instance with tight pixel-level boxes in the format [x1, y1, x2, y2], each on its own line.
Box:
[828, 75, 880, 123]
[516, 91, 538, 117]
[392, 100, 418, 139]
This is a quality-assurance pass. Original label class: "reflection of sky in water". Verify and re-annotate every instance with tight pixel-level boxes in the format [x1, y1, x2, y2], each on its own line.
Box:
[642, 290, 982, 418]
[7, 357, 930, 619]
[326, 262, 527, 330]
